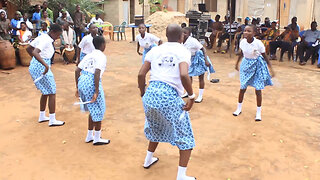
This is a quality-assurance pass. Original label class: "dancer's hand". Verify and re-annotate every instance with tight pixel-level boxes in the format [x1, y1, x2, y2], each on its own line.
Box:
[137, 52, 142, 56]
[91, 92, 98, 103]
[205, 60, 210, 67]
[235, 64, 239, 71]
[270, 68, 275, 77]
[183, 99, 194, 111]
[43, 64, 49, 75]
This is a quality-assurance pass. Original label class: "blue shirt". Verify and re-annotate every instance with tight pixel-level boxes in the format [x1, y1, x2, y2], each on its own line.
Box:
[10, 18, 21, 35]
[32, 12, 41, 30]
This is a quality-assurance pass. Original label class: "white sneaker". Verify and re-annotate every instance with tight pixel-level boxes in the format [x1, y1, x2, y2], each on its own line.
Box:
[194, 96, 202, 103]
[93, 138, 110, 145]
[85, 136, 94, 143]
[38, 116, 50, 123]
[233, 109, 242, 116]
[177, 176, 196, 180]
[181, 92, 188, 98]
[48, 120, 65, 127]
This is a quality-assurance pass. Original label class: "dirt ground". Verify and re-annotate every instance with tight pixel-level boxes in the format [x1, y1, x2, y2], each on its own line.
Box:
[0, 35, 320, 180]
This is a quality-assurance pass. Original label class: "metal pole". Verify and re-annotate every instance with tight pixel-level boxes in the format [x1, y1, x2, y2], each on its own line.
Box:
[278, 0, 281, 29]
[229, 0, 232, 58]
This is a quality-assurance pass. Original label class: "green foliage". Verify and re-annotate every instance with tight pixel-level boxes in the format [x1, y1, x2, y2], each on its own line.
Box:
[149, 0, 162, 14]
[7, 0, 32, 14]
[47, 0, 104, 20]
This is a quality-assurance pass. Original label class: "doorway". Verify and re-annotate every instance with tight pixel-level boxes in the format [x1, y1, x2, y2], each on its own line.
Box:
[130, 0, 135, 23]
[279, 0, 291, 28]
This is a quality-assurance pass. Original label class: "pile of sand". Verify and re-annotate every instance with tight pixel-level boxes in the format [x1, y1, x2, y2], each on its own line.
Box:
[145, 11, 187, 40]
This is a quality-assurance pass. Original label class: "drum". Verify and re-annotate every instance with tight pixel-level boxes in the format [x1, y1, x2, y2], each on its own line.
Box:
[19, 43, 31, 66]
[0, 40, 16, 69]
[54, 39, 61, 49]
[64, 47, 75, 63]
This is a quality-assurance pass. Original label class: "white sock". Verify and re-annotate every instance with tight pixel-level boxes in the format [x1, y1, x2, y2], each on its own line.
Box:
[233, 102, 242, 115]
[39, 111, 49, 121]
[85, 130, 94, 142]
[181, 92, 188, 98]
[49, 113, 56, 122]
[144, 150, 154, 167]
[93, 130, 110, 144]
[256, 106, 262, 120]
[198, 89, 204, 97]
[94, 130, 101, 142]
[177, 166, 195, 180]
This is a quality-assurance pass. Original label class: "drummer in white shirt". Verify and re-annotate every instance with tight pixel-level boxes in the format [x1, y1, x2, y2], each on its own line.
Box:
[136, 23, 162, 64]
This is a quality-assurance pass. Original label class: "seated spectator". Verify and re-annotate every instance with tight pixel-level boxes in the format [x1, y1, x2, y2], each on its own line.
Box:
[235, 17, 250, 52]
[58, 3, 71, 18]
[252, 18, 262, 39]
[215, 16, 240, 53]
[38, 21, 48, 36]
[16, 22, 32, 43]
[11, 11, 22, 38]
[56, 10, 74, 26]
[32, 4, 42, 35]
[298, 21, 320, 65]
[90, 14, 103, 35]
[60, 22, 77, 63]
[206, 14, 223, 49]
[41, 1, 54, 21]
[261, 17, 271, 33]
[40, 10, 53, 29]
[269, 26, 296, 61]
[288, 17, 300, 32]
[261, 21, 279, 54]
[17, 13, 33, 31]
[0, 10, 11, 40]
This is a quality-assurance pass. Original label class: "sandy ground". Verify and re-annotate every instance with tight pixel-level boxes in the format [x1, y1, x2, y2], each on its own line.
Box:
[0, 35, 320, 180]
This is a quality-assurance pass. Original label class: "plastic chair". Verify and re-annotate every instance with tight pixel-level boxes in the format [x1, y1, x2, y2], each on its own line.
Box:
[102, 22, 114, 40]
[113, 22, 127, 41]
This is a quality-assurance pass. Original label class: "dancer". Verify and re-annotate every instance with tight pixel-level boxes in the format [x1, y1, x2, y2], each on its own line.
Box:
[138, 24, 196, 180]
[233, 25, 275, 121]
[26, 24, 65, 126]
[136, 23, 162, 64]
[75, 36, 110, 145]
[77, 23, 98, 64]
[181, 27, 215, 103]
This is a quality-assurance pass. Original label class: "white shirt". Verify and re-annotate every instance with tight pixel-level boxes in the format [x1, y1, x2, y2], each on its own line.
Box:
[183, 36, 203, 56]
[33, 34, 54, 59]
[17, 20, 33, 30]
[136, 32, 160, 49]
[59, 11, 71, 18]
[16, 30, 32, 42]
[78, 34, 96, 54]
[239, 38, 265, 59]
[145, 42, 191, 96]
[78, 49, 107, 78]
[90, 17, 103, 25]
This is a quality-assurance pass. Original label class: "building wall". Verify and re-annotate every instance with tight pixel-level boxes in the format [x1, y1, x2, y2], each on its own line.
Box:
[289, 0, 315, 30]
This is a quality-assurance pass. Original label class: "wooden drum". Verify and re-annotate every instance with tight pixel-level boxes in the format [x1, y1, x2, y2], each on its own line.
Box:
[64, 47, 75, 63]
[19, 43, 31, 66]
[0, 40, 16, 69]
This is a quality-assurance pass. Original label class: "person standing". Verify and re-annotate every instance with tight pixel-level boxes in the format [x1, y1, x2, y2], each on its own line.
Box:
[77, 23, 98, 64]
[233, 25, 274, 121]
[0, 10, 11, 40]
[138, 24, 196, 180]
[17, 13, 33, 31]
[73, 5, 86, 44]
[11, 11, 22, 37]
[26, 24, 65, 126]
[56, 10, 74, 26]
[41, 1, 54, 21]
[40, 11, 53, 29]
[32, 5, 42, 35]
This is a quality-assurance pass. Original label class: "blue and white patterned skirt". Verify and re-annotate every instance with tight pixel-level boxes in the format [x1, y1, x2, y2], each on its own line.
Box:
[189, 50, 215, 77]
[79, 52, 87, 62]
[78, 71, 106, 122]
[142, 81, 195, 150]
[29, 57, 56, 95]
[142, 44, 157, 64]
[240, 56, 273, 90]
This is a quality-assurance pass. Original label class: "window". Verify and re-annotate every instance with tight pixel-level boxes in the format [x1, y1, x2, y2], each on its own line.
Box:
[205, 0, 217, 12]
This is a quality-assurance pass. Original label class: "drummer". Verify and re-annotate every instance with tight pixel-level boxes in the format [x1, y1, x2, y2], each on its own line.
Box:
[16, 22, 32, 43]
[60, 21, 77, 63]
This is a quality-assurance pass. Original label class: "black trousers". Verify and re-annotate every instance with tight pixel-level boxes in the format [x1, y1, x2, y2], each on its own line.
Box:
[269, 41, 292, 59]
[297, 43, 319, 64]
[217, 32, 234, 50]
[74, 27, 82, 44]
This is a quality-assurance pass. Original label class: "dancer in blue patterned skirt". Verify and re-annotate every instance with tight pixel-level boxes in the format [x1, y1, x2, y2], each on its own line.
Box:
[233, 25, 275, 121]
[138, 24, 196, 180]
[181, 27, 215, 103]
[76, 23, 98, 64]
[27, 24, 65, 127]
[136, 24, 162, 64]
[75, 36, 110, 146]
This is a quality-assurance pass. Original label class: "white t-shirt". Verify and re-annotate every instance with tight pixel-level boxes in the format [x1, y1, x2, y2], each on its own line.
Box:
[239, 38, 265, 59]
[136, 32, 160, 49]
[90, 17, 103, 25]
[78, 34, 96, 54]
[145, 42, 191, 96]
[183, 36, 203, 56]
[33, 34, 54, 59]
[16, 30, 32, 42]
[78, 49, 107, 78]
[17, 20, 33, 30]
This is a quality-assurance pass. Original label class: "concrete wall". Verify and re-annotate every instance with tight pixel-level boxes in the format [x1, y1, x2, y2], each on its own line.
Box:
[289, 0, 315, 30]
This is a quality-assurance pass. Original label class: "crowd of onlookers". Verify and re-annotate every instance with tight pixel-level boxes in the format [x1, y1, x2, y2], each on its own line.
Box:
[0, 1, 104, 64]
[205, 15, 320, 68]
